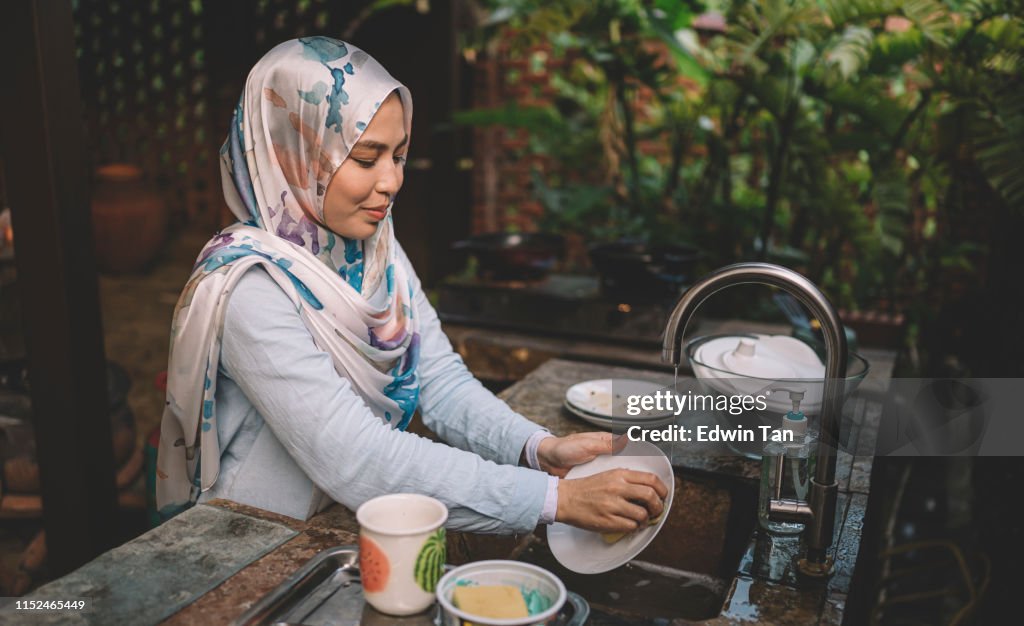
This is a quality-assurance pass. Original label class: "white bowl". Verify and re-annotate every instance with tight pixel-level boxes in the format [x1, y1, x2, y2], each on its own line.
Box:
[435, 560, 566, 626]
[686, 333, 870, 415]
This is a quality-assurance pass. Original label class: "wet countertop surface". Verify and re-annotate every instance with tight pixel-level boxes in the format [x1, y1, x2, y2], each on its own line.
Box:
[15, 351, 893, 625]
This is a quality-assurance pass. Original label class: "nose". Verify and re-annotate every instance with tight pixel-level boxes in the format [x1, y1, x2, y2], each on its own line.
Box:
[375, 161, 402, 198]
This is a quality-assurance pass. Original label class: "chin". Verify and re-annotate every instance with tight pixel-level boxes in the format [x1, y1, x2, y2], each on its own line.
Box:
[330, 221, 378, 240]
[353, 222, 379, 239]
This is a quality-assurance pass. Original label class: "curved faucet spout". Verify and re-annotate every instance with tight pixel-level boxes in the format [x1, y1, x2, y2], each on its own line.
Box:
[662, 262, 849, 576]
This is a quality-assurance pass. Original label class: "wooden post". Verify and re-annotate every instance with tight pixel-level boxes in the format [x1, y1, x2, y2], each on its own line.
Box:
[426, 0, 470, 286]
[0, 0, 119, 575]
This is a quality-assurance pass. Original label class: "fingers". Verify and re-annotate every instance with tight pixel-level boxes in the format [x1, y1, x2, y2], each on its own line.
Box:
[558, 470, 671, 533]
[618, 469, 670, 500]
[605, 515, 641, 533]
[564, 432, 625, 459]
[622, 484, 665, 519]
[558, 477, 644, 532]
[573, 432, 615, 455]
[594, 469, 667, 519]
[615, 499, 652, 525]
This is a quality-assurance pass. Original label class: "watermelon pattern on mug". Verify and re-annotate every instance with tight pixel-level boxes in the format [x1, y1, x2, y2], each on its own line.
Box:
[359, 534, 390, 593]
[413, 528, 446, 593]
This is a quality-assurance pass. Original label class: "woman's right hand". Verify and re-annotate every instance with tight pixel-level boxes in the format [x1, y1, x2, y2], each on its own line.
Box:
[555, 468, 670, 533]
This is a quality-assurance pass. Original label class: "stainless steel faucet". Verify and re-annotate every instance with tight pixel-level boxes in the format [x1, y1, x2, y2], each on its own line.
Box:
[662, 262, 848, 577]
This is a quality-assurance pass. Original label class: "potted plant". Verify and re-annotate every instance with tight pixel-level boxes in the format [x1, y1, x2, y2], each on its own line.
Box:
[458, 0, 712, 296]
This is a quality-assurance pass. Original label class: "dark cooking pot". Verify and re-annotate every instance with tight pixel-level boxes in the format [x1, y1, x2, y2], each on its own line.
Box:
[589, 240, 704, 300]
[452, 233, 565, 280]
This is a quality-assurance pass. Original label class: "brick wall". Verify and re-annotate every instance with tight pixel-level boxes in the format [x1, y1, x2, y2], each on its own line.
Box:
[466, 36, 699, 236]
[468, 43, 561, 234]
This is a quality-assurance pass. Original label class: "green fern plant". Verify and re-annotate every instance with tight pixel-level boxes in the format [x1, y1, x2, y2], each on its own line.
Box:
[461, 0, 1022, 315]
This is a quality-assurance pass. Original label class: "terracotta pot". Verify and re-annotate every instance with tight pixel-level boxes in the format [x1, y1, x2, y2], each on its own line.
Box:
[91, 163, 168, 273]
[839, 309, 907, 349]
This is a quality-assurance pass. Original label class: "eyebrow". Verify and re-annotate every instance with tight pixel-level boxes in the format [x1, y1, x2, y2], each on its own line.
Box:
[352, 134, 408, 152]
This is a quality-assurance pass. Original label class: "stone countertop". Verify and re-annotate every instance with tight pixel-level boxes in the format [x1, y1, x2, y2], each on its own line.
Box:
[4, 499, 364, 625]
[160, 501, 363, 625]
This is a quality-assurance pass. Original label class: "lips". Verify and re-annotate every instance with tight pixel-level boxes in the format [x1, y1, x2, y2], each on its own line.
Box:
[363, 206, 388, 220]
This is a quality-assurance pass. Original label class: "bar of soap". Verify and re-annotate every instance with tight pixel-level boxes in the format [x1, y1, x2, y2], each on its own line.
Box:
[452, 585, 529, 619]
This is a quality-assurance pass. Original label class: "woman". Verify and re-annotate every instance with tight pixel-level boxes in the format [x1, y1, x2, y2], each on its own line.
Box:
[156, 37, 666, 534]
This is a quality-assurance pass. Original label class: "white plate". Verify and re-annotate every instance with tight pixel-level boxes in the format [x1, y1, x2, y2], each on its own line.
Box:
[547, 440, 675, 574]
[563, 401, 678, 429]
[565, 379, 675, 420]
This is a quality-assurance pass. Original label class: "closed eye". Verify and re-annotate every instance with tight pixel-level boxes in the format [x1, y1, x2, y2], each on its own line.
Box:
[351, 154, 406, 169]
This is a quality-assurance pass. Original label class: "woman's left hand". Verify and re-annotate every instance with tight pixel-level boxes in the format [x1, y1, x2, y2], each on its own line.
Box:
[536, 432, 626, 478]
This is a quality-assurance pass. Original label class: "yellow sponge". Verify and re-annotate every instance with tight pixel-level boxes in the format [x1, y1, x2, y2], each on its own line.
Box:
[601, 511, 664, 544]
[452, 585, 529, 619]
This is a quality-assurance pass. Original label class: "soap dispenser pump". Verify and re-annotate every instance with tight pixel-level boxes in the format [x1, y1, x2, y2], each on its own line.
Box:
[758, 388, 818, 535]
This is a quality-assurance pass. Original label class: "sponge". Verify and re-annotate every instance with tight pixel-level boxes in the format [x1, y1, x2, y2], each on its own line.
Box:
[601, 511, 664, 544]
[452, 585, 529, 619]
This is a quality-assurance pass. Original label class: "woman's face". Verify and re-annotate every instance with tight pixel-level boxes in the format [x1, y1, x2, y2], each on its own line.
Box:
[322, 92, 407, 239]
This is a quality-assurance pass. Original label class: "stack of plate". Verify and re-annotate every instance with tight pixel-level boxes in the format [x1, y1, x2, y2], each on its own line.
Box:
[563, 378, 678, 429]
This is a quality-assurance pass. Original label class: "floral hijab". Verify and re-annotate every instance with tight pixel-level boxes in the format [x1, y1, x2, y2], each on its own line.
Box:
[156, 38, 419, 516]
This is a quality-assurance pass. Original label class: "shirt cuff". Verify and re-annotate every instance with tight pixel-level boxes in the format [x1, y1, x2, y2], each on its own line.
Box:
[524, 430, 555, 471]
[539, 475, 560, 525]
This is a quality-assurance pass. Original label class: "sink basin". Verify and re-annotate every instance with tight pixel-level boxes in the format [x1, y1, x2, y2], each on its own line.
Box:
[517, 469, 757, 622]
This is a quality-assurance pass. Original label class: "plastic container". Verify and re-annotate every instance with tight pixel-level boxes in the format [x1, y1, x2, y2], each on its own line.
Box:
[436, 560, 567, 626]
[756, 387, 820, 535]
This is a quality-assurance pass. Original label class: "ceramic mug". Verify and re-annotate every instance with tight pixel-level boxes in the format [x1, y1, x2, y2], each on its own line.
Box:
[356, 494, 448, 616]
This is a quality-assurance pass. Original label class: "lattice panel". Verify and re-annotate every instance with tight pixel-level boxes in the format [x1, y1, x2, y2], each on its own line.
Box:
[252, 0, 333, 46]
[73, 0, 217, 228]
[70, 0, 399, 228]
